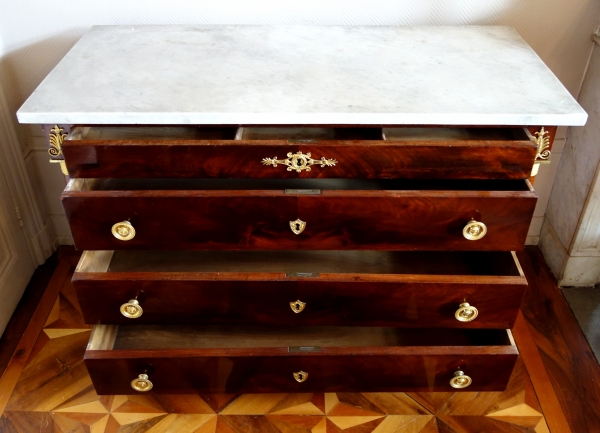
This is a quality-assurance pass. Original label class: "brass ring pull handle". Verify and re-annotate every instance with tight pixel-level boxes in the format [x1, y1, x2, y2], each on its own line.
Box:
[455, 302, 478, 322]
[463, 219, 487, 240]
[290, 300, 306, 313]
[131, 374, 153, 392]
[293, 371, 308, 382]
[120, 299, 143, 319]
[112, 221, 136, 241]
[262, 151, 337, 173]
[450, 370, 472, 389]
[290, 219, 306, 235]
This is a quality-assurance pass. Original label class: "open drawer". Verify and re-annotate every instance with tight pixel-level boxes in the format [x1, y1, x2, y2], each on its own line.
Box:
[62, 178, 537, 251]
[85, 324, 519, 394]
[74, 250, 527, 328]
[61, 125, 537, 179]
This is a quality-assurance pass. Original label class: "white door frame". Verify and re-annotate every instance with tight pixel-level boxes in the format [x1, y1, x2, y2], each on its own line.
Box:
[0, 84, 53, 266]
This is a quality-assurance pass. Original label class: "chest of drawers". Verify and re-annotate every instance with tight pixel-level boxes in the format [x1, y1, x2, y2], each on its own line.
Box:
[17, 25, 586, 395]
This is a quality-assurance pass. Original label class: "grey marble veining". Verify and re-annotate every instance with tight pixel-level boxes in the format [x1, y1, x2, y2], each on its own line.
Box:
[17, 25, 586, 125]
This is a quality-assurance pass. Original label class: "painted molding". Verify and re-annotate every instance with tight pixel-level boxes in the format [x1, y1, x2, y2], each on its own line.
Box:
[0, 84, 54, 265]
[560, 255, 600, 286]
[571, 159, 600, 255]
[539, 217, 569, 282]
[568, 42, 600, 257]
[0, 205, 18, 289]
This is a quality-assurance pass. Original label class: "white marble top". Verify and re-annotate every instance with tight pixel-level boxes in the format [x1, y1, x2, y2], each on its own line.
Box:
[17, 25, 587, 126]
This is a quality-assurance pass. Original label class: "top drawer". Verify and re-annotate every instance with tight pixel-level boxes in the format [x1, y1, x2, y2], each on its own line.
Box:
[61, 126, 537, 180]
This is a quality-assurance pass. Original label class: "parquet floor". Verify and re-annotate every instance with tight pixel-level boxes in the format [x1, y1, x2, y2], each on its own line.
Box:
[0, 261, 551, 432]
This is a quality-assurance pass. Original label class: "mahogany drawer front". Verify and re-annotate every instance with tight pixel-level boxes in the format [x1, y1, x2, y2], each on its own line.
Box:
[74, 250, 526, 328]
[62, 126, 537, 179]
[85, 324, 518, 394]
[62, 179, 537, 251]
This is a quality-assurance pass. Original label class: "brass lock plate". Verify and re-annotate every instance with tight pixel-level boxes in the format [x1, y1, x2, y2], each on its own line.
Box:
[289, 219, 306, 235]
[262, 151, 337, 173]
[290, 300, 306, 313]
[293, 371, 309, 382]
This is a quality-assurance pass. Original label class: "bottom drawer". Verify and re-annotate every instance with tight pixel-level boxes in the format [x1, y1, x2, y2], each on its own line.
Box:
[85, 324, 518, 394]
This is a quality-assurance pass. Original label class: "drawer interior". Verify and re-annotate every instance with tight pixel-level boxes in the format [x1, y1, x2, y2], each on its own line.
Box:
[382, 127, 528, 141]
[77, 250, 523, 278]
[70, 126, 239, 140]
[67, 177, 533, 192]
[237, 127, 382, 140]
[88, 324, 515, 351]
[69, 125, 530, 143]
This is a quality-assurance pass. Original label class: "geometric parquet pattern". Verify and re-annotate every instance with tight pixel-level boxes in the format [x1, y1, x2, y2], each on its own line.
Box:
[0, 268, 550, 433]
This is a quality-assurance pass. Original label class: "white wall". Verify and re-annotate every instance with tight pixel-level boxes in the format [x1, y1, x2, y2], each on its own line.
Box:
[0, 33, 45, 335]
[1, 0, 599, 248]
[540, 40, 600, 286]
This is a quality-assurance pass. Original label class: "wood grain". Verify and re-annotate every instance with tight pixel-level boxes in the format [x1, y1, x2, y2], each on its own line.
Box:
[83, 325, 517, 394]
[0, 251, 60, 378]
[511, 312, 572, 433]
[0, 252, 556, 432]
[74, 278, 526, 328]
[516, 247, 600, 433]
[85, 354, 518, 394]
[62, 180, 537, 251]
[73, 250, 526, 328]
[62, 126, 536, 180]
[0, 260, 74, 414]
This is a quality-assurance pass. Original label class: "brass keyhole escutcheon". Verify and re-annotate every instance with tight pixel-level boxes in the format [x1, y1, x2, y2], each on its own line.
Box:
[450, 370, 472, 389]
[131, 374, 153, 391]
[293, 371, 308, 382]
[290, 300, 306, 313]
[455, 302, 478, 322]
[291, 154, 308, 170]
[262, 151, 338, 173]
[462, 219, 487, 241]
[112, 221, 136, 241]
[120, 299, 143, 319]
[289, 219, 306, 235]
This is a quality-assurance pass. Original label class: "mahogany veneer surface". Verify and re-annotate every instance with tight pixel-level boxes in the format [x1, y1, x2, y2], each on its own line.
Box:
[85, 325, 517, 394]
[62, 179, 537, 251]
[62, 126, 537, 179]
[74, 250, 526, 328]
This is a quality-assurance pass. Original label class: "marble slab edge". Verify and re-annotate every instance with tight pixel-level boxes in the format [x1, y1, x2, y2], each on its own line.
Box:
[16, 112, 588, 126]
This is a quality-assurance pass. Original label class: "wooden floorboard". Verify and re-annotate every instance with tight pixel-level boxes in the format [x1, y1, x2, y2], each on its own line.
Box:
[0, 258, 76, 414]
[0, 247, 80, 379]
[517, 247, 600, 433]
[511, 312, 572, 433]
[0, 252, 58, 377]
